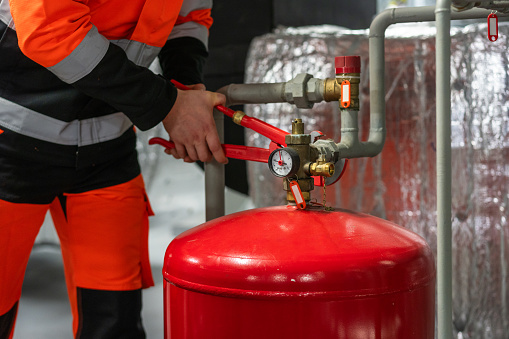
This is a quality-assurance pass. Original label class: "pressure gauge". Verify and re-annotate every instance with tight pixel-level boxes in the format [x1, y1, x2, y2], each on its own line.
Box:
[268, 148, 300, 178]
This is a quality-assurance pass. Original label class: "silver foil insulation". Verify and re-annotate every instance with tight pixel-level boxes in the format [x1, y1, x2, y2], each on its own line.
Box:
[244, 23, 509, 338]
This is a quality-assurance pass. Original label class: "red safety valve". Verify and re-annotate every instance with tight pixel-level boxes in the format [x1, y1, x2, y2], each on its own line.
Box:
[335, 56, 361, 74]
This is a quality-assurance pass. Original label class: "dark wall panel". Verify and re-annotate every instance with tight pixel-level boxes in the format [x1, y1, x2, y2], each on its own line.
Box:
[273, 1, 376, 29]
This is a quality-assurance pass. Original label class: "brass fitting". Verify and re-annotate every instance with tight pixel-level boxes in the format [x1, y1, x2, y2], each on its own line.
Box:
[285, 119, 311, 146]
[305, 161, 335, 177]
[286, 190, 311, 204]
[283, 177, 313, 193]
[232, 110, 246, 125]
[292, 118, 305, 134]
[283, 119, 314, 204]
[323, 78, 342, 102]
[336, 73, 360, 110]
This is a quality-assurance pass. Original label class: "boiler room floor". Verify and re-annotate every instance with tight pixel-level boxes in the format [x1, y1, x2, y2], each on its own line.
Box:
[13, 154, 254, 339]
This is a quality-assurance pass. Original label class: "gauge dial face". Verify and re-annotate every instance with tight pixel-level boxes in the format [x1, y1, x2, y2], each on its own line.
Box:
[268, 148, 299, 178]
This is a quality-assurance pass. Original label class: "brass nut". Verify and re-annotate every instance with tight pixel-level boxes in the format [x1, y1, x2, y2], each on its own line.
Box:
[285, 134, 311, 145]
[283, 178, 314, 192]
[323, 78, 341, 102]
[286, 191, 311, 203]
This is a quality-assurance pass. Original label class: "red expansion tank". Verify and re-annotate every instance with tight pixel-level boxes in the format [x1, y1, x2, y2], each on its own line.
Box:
[163, 205, 436, 339]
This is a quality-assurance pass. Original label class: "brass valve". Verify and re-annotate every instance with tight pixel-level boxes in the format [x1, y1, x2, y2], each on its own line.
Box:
[335, 56, 361, 110]
[323, 78, 342, 102]
[305, 161, 335, 177]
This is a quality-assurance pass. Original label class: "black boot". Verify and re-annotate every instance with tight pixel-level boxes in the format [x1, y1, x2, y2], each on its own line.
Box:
[0, 302, 18, 339]
[76, 288, 146, 339]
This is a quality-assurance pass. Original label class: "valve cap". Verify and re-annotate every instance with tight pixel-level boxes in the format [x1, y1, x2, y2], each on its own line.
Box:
[335, 56, 361, 74]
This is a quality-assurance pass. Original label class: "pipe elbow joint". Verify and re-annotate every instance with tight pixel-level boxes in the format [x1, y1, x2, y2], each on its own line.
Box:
[363, 128, 386, 157]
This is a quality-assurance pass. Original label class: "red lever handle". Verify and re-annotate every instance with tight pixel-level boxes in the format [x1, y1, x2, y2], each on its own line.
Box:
[171, 80, 289, 146]
[149, 137, 271, 163]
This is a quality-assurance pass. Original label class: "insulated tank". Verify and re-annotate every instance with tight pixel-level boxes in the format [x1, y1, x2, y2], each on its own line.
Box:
[163, 205, 436, 339]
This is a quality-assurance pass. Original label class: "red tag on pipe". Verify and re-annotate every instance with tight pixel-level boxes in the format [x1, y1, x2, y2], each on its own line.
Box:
[289, 181, 306, 209]
[488, 13, 498, 42]
[341, 80, 351, 108]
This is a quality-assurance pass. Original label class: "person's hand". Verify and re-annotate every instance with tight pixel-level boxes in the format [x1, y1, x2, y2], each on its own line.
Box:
[162, 87, 228, 164]
[184, 83, 206, 91]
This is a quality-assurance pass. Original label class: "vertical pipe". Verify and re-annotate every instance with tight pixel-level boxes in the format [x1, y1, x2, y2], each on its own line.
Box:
[435, 1, 453, 338]
[205, 109, 225, 221]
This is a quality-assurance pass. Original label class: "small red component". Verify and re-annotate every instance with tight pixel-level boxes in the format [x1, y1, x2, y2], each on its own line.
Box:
[341, 80, 351, 108]
[289, 181, 306, 209]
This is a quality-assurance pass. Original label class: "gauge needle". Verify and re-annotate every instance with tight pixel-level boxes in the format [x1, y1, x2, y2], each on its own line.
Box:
[278, 151, 284, 166]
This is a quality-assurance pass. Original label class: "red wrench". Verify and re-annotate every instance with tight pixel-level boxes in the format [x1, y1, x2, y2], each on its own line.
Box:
[149, 80, 348, 184]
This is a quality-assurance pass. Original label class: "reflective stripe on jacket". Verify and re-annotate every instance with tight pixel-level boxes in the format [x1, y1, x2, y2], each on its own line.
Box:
[0, 0, 212, 163]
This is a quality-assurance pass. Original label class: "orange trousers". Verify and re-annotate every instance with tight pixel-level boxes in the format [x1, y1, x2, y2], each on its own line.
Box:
[0, 175, 154, 338]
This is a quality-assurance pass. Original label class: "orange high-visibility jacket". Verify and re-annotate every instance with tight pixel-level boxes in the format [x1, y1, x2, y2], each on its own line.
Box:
[0, 0, 212, 170]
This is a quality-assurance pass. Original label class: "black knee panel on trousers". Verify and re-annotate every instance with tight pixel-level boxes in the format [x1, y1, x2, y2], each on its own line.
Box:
[76, 288, 145, 339]
[0, 302, 17, 339]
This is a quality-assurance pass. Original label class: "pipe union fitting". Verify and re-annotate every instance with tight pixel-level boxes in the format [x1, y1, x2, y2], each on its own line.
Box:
[312, 139, 340, 163]
[306, 78, 324, 102]
[284, 73, 314, 109]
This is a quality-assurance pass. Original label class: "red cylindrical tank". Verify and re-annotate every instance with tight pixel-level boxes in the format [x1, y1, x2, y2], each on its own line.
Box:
[163, 206, 435, 339]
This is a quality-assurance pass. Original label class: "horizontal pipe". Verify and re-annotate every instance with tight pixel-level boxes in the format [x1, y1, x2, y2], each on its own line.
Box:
[218, 83, 286, 107]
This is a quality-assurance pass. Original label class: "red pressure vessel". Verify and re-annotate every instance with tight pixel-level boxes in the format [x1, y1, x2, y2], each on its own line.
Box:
[163, 206, 435, 339]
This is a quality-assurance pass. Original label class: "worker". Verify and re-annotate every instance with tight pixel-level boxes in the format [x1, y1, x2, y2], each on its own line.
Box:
[0, 0, 227, 338]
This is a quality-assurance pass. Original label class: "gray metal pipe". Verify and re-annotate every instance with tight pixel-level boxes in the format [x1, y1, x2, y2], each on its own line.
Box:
[339, 109, 361, 149]
[436, 1, 453, 338]
[362, 6, 497, 160]
[219, 83, 286, 107]
[205, 109, 225, 221]
[219, 74, 336, 109]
